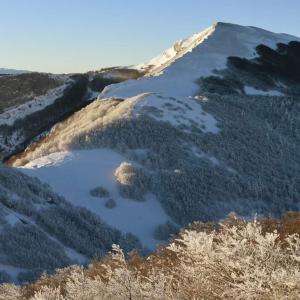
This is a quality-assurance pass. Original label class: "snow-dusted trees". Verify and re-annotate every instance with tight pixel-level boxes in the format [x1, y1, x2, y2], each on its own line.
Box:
[90, 186, 109, 198]
[0, 164, 142, 284]
[0, 272, 10, 284]
[114, 162, 151, 201]
[198, 40, 300, 96]
[35, 204, 142, 258]
[0, 223, 71, 270]
[0, 75, 89, 161]
[153, 221, 178, 241]
[105, 198, 116, 209]
[11, 91, 300, 227]
[2, 215, 300, 299]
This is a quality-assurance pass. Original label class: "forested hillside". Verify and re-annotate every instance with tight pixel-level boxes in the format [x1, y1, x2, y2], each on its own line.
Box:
[0, 164, 141, 284]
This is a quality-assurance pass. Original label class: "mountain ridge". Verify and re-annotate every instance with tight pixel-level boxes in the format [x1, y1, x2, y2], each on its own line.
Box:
[0, 68, 31, 75]
[136, 22, 300, 78]
[11, 21, 300, 246]
[1, 22, 300, 283]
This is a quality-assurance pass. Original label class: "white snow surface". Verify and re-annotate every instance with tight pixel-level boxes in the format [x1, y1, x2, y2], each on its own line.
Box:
[129, 93, 219, 133]
[20, 149, 170, 250]
[95, 23, 300, 144]
[136, 24, 215, 75]
[244, 86, 284, 96]
[102, 22, 299, 100]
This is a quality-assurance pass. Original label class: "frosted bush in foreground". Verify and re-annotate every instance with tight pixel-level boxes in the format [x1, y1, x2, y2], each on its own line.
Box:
[0, 284, 21, 300]
[167, 222, 300, 299]
[2, 217, 300, 299]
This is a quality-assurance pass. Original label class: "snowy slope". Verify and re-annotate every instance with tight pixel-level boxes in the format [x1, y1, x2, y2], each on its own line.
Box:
[104, 22, 300, 99]
[20, 149, 170, 249]
[12, 22, 300, 253]
[127, 93, 219, 133]
[95, 22, 300, 138]
[136, 24, 215, 75]
[0, 163, 142, 283]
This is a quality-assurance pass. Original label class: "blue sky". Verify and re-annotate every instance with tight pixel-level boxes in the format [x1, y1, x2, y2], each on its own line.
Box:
[1, 0, 299, 73]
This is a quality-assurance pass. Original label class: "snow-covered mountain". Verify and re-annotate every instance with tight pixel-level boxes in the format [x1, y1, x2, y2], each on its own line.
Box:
[135, 24, 216, 75]
[2, 22, 300, 283]
[121, 22, 300, 96]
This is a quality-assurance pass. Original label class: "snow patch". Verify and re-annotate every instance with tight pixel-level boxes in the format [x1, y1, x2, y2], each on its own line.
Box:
[19, 149, 170, 249]
[244, 86, 284, 96]
[130, 93, 219, 133]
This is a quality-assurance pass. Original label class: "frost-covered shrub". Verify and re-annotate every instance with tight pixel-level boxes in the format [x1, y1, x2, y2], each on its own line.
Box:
[105, 198, 116, 209]
[153, 221, 178, 241]
[90, 186, 109, 198]
[5, 216, 300, 300]
[0, 283, 21, 300]
[114, 162, 151, 201]
[165, 220, 300, 299]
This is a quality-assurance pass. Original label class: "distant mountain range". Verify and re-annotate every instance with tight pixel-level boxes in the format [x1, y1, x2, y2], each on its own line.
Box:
[1, 22, 300, 284]
[0, 68, 31, 75]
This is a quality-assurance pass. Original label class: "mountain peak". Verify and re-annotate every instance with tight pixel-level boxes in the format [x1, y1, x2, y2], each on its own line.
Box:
[136, 24, 216, 75]
[136, 22, 300, 77]
[114, 22, 300, 99]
